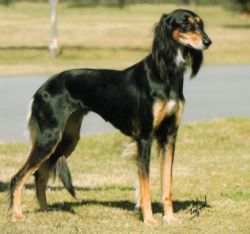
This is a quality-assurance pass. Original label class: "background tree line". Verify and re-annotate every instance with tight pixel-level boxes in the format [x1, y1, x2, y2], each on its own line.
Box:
[1, 0, 250, 12]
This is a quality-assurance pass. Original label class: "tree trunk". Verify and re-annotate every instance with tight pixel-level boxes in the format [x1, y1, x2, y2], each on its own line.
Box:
[49, 0, 60, 56]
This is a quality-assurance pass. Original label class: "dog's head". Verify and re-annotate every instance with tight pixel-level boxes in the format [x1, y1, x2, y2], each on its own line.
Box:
[153, 9, 212, 78]
[168, 9, 212, 50]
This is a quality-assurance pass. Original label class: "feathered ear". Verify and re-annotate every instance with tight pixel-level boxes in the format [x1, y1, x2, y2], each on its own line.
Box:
[153, 14, 170, 43]
[187, 49, 203, 78]
[152, 14, 176, 80]
[152, 14, 172, 57]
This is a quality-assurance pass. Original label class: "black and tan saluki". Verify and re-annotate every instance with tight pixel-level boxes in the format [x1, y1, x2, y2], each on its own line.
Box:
[9, 9, 211, 224]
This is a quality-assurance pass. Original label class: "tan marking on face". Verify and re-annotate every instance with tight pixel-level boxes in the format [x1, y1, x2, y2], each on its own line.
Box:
[173, 28, 202, 42]
[195, 17, 201, 24]
[172, 28, 182, 42]
[188, 16, 195, 24]
[173, 29, 204, 50]
[173, 29, 202, 41]
[184, 32, 202, 42]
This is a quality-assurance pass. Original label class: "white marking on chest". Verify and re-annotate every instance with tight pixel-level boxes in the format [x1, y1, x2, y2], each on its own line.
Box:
[153, 99, 178, 128]
[175, 49, 185, 66]
[166, 100, 178, 114]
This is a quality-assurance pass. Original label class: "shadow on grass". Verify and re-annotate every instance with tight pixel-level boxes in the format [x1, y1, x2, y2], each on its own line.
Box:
[0, 181, 9, 192]
[46, 199, 208, 216]
[1, 180, 210, 217]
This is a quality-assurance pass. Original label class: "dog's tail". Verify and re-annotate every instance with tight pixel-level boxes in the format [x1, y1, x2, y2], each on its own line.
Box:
[52, 157, 76, 197]
[122, 142, 137, 160]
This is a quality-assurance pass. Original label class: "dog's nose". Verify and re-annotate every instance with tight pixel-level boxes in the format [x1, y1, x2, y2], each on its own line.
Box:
[203, 38, 212, 48]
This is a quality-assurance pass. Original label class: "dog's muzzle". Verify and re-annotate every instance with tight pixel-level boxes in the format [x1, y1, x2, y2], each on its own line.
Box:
[202, 33, 212, 49]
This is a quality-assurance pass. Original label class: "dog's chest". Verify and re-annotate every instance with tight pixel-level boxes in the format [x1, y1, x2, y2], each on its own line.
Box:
[153, 99, 183, 129]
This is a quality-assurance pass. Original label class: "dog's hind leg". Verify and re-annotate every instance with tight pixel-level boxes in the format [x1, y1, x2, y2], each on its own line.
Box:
[34, 162, 50, 210]
[34, 109, 86, 210]
[9, 91, 80, 220]
[9, 127, 62, 221]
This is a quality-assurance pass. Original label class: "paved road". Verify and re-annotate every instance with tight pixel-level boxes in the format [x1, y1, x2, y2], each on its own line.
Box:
[0, 65, 250, 142]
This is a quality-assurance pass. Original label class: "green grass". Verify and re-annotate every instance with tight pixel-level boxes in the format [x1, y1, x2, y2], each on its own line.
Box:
[0, 117, 250, 233]
[0, 3, 250, 75]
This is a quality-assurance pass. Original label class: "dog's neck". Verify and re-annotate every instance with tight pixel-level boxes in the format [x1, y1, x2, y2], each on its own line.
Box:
[151, 44, 186, 81]
[147, 46, 186, 100]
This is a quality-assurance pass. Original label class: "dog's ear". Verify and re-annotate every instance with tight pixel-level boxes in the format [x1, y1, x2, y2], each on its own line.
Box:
[185, 48, 203, 78]
[152, 14, 176, 81]
[153, 14, 172, 48]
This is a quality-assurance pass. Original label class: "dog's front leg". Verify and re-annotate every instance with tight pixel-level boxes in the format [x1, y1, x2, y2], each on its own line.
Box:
[136, 138, 156, 225]
[160, 134, 179, 223]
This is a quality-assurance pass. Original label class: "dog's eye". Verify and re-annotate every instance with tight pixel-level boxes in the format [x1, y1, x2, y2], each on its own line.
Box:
[182, 20, 189, 26]
[180, 20, 189, 30]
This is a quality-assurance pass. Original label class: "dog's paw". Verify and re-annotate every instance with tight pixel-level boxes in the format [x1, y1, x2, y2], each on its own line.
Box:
[163, 215, 181, 224]
[144, 217, 158, 226]
[12, 211, 24, 222]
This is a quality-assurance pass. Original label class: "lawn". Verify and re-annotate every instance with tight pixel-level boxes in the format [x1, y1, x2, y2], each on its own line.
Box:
[0, 118, 250, 233]
[0, 3, 250, 76]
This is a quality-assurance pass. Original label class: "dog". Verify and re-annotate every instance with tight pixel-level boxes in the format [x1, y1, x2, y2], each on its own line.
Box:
[9, 9, 211, 224]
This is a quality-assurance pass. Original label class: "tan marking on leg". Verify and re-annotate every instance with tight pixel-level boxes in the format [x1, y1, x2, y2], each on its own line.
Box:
[160, 101, 184, 223]
[135, 139, 156, 225]
[161, 144, 175, 223]
[153, 99, 179, 129]
[135, 177, 140, 210]
[153, 100, 167, 129]
[12, 168, 36, 221]
[12, 135, 61, 221]
[138, 173, 156, 225]
[175, 100, 185, 126]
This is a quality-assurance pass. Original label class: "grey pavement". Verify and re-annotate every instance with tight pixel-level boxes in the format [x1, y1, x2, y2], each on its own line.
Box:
[0, 65, 249, 142]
